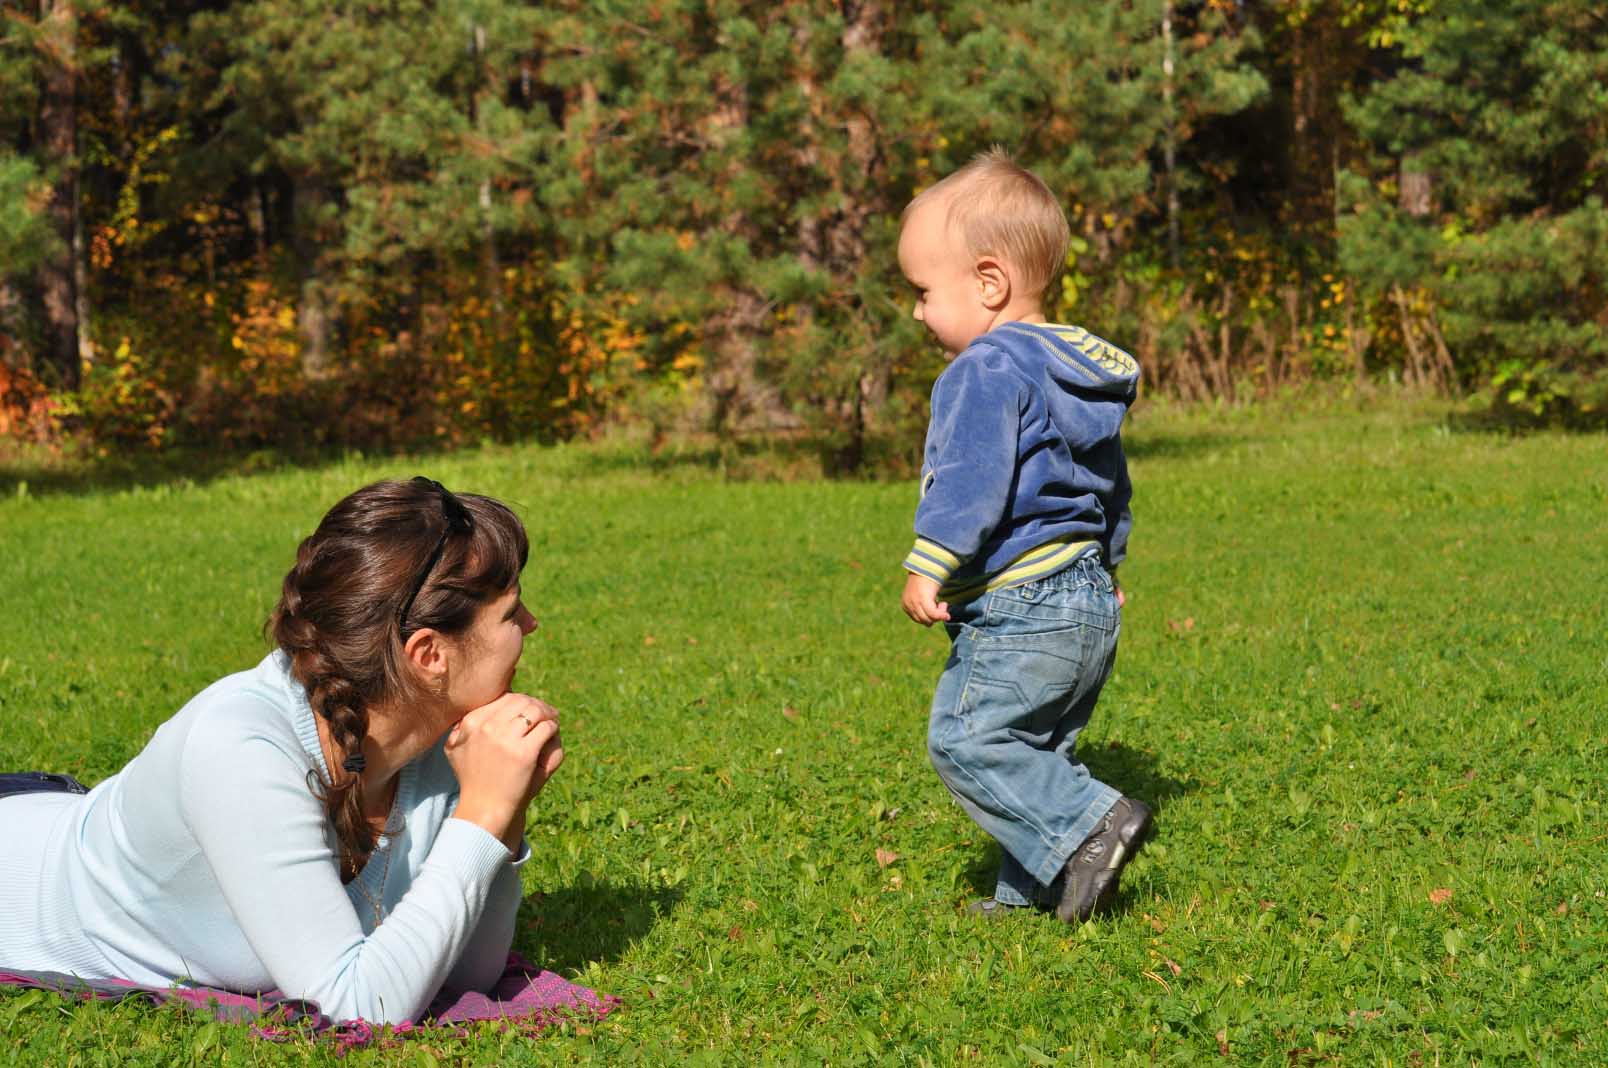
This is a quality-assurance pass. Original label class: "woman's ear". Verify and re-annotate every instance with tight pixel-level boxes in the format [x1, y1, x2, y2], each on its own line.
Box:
[975, 256, 1011, 311]
[403, 627, 450, 686]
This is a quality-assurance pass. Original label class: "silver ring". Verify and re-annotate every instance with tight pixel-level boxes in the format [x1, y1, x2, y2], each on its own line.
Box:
[516, 713, 532, 730]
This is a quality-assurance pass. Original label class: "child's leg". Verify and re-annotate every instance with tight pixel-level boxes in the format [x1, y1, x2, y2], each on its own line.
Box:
[927, 558, 1122, 902]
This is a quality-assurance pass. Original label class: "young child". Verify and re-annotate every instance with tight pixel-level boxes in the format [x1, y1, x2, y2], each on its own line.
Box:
[898, 149, 1150, 923]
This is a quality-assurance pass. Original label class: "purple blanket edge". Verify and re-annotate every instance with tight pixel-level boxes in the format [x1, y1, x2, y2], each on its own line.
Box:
[0, 951, 619, 1050]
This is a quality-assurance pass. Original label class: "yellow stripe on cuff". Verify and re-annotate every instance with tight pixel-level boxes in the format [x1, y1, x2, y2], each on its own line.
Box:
[903, 555, 950, 584]
[912, 538, 961, 569]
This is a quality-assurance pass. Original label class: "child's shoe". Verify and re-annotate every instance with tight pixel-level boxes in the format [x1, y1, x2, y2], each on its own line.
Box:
[1054, 797, 1152, 924]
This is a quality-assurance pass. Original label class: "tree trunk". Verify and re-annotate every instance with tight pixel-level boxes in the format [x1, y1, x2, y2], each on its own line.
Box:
[36, 0, 80, 389]
[472, 24, 503, 312]
[795, 0, 888, 468]
[1398, 152, 1433, 217]
[1161, 0, 1179, 267]
[293, 178, 334, 379]
[74, 185, 92, 364]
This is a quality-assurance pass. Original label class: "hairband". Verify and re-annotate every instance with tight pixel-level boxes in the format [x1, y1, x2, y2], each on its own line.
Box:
[397, 476, 475, 631]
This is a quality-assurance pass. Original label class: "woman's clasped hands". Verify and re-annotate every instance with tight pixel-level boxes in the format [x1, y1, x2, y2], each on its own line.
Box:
[445, 692, 564, 852]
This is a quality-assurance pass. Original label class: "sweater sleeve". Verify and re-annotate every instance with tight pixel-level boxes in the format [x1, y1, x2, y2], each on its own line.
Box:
[904, 351, 1023, 586]
[178, 709, 512, 1024]
[443, 840, 530, 993]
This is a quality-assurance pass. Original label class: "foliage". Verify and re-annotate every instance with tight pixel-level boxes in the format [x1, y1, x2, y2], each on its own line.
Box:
[0, 357, 56, 442]
[55, 336, 177, 449]
[1339, 0, 1608, 422]
[0, 153, 55, 280]
[532, 0, 1264, 465]
[1, 0, 1603, 453]
[2, 404, 1605, 1063]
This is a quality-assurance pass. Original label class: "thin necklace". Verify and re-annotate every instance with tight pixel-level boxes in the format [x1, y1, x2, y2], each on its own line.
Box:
[351, 815, 401, 927]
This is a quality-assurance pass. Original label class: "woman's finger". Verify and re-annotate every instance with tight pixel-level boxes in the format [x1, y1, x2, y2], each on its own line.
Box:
[538, 739, 564, 779]
[522, 719, 559, 752]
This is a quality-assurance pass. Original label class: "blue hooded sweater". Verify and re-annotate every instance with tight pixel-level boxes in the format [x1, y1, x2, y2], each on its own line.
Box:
[902, 322, 1139, 602]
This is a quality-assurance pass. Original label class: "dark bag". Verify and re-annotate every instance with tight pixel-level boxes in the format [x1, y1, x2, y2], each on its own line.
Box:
[0, 772, 90, 800]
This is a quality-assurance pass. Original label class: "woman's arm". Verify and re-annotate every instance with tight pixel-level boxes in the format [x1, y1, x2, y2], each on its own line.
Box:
[442, 840, 529, 992]
[179, 708, 512, 1024]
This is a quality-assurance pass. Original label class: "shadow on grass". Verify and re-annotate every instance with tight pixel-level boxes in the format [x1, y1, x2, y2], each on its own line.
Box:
[3, 431, 867, 499]
[959, 742, 1193, 903]
[0, 442, 441, 501]
[515, 877, 683, 975]
[551, 429, 925, 483]
[1442, 405, 1608, 436]
[1124, 430, 1247, 463]
[553, 434, 826, 482]
[2, 425, 1262, 501]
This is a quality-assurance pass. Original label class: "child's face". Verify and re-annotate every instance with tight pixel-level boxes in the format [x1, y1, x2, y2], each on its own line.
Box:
[897, 199, 996, 357]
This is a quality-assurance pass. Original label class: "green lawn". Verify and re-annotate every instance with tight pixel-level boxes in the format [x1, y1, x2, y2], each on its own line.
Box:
[2, 400, 1605, 1066]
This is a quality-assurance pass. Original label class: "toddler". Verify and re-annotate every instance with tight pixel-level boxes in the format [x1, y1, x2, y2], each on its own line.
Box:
[898, 149, 1151, 922]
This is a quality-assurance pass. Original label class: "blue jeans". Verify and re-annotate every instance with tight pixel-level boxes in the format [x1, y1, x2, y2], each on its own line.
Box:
[0, 772, 89, 800]
[927, 555, 1122, 907]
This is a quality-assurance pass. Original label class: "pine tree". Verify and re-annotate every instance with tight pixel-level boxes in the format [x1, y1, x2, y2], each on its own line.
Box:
[1339, 0, 1608, 412]
[186, 0, 549, 375]
[533, 0, 1263, 463]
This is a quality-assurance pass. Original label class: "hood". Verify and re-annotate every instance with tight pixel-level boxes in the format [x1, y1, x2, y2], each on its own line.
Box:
[990, 322, 1140, 399]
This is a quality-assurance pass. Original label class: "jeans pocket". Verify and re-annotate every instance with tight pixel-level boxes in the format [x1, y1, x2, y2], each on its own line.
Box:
[965, 625, 1099, 739]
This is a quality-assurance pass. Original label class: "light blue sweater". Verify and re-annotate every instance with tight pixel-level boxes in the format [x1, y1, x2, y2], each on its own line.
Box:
[0, 652, 527, 1024]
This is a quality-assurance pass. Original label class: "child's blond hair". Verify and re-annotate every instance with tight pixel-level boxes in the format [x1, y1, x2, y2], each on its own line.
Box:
[903, 147, 1071, 302]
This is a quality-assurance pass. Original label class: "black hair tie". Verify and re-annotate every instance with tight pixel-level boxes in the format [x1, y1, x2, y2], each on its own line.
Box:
[342, 753, 367, 774]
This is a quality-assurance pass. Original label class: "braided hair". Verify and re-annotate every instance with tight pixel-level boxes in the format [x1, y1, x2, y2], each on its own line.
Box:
[268, 478, 528, 880]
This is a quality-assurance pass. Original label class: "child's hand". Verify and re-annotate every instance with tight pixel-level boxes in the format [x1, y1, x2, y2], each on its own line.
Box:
[901, 572, 951, 626]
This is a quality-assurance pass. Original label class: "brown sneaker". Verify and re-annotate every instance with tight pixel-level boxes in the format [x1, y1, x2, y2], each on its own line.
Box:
[1054, 797, 1152, 924]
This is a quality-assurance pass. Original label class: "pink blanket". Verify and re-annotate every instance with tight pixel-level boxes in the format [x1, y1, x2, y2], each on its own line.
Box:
[0, 952, 618, 1051]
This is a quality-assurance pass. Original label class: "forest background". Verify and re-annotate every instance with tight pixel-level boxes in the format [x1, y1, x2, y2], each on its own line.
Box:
[2, 0, 1605, 470]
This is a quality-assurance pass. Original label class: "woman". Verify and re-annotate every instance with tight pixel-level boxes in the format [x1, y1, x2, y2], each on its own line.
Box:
[0, 477, 564, 1024]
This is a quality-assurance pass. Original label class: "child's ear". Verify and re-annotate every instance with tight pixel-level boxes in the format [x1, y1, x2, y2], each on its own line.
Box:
[975, 257, 1011, 310]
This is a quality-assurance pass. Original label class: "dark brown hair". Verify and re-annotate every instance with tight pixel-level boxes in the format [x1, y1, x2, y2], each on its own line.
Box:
[267, 478, 529, 879]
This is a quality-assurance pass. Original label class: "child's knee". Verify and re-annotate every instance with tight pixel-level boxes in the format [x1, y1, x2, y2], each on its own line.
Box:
[927, 715, 975, 786]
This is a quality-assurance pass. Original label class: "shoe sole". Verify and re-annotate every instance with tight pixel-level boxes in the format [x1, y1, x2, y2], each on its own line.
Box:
[1056, 804, 1153, 924]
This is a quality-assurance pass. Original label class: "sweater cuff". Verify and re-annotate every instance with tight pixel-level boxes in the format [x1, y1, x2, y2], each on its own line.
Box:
[434, 817, 516, 881]
[904, 538, 962, 585]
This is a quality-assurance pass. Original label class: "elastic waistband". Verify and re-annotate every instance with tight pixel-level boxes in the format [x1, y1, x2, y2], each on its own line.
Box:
[938, 536, 1100, 603]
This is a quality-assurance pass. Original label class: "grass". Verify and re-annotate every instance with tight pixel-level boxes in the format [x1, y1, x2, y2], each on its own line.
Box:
[1, 398, 1605, 1066]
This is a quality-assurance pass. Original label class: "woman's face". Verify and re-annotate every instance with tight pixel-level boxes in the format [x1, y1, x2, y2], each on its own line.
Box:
[446, 586, 537, 714]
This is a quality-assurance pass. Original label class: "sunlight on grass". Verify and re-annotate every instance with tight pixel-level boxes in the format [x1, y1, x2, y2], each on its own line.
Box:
[2, 403, 1605, 1065]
